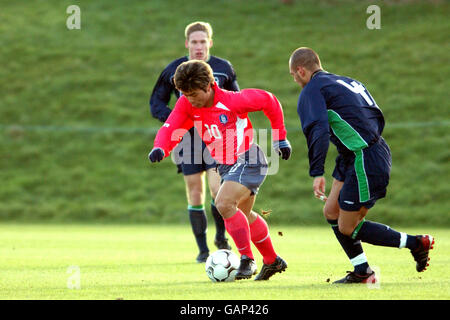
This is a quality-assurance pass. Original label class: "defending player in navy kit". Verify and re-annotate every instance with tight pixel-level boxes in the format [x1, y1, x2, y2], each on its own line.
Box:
[151, 56, 239, 122]
[149, 22, 238, 262]
[289, 47, 434, 284]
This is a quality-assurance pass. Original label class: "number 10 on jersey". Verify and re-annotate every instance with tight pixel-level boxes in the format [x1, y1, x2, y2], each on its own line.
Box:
[204, 124, 222, 139]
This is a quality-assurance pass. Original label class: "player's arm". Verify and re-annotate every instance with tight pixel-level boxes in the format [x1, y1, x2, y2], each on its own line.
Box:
[297, 87, 330, 178]
[234, 89, 287, 138]
[224, 62, 240, 92]
[233, 89, 291, 159]
[229, 79, 240, 92]
[149, 67, 175, 123]
[149, 97, 193, 162]
[297, 87, 330, 200]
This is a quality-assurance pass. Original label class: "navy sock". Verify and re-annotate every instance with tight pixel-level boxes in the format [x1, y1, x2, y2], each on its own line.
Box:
[188, 206, 209, 253]
[327, 219, 370, 275]
[352, 219, 418, 250]
[210, 200, 226, 241]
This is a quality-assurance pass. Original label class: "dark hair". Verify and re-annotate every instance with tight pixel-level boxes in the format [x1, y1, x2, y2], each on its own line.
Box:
[174, 60, 215, 93]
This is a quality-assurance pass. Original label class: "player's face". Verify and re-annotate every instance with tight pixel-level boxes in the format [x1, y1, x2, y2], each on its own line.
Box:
[290, 64, 308, 88]
[186, 31, 213, 61]
[182, 85, 214, 108]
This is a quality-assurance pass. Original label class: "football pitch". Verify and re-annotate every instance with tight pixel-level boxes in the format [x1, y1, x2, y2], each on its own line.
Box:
[0, 224, 448, 300]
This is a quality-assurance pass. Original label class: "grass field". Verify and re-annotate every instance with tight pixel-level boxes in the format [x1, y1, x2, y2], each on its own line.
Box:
[1, 0, 448, 303]
[0, 224, 448, 300]
[1, 0, 449, 225]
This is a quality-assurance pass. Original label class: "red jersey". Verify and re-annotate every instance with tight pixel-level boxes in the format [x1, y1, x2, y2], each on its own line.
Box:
[153, 82, 287, 165]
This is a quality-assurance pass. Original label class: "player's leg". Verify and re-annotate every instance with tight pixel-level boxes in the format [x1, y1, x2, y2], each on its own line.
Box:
[183, 172, 209, 262]
[239, 195, 277, 264]
[175, 129, 211, 262]
[215, 180, 257, 279]
[232, 142, 287, 280]
[339, 207, 434, 272]
[205, 168, 230, 249]
[236, 193, 257, 223]
[324, 179, 372, 278]
[327, 155, 373, 279]
[335, 173, 426, 281]
[238, 195, 287, 280]
[329, 206, 378, 283]
[215, 181, 252, 252]
[215, 143, 280, 279]
[339, 140, 434, 273]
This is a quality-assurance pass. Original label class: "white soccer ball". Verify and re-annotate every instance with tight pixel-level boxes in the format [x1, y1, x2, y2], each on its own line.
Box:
[205, 249, 240, 282]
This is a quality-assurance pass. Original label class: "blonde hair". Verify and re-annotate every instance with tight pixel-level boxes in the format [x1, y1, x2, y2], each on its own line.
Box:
[174, 60, 215, 92]
[184, 21, 213, 40]
[290, 47, 322, 71]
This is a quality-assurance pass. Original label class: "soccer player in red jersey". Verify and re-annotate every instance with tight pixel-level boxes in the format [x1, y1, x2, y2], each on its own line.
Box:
[149, 60, 292, 280]
[150, 22, 238, 263]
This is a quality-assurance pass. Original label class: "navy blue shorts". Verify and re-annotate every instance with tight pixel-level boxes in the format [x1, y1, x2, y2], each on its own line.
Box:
[172, 127, 216, 176]
[332, 138, 391, 211]
[217, 144, 268, 196]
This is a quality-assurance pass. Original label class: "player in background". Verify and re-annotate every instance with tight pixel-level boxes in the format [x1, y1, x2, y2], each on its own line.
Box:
[149, 60, 291, 280]
[150, 22, 239, 262]
[289, 47, 434, 284]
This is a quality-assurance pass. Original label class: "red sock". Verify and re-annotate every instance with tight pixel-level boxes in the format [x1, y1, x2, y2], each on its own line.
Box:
[224, 209, 253, 260]
[250, 215, 277, 265]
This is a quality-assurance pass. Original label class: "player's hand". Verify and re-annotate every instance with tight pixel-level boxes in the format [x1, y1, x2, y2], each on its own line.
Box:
[274, 139, 292, 160]
[313, 176, 327, 201]
[148, 148, 165, 163]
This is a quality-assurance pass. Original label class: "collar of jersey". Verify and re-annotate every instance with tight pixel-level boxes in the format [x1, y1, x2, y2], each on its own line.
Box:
[310, 69, 324, 80]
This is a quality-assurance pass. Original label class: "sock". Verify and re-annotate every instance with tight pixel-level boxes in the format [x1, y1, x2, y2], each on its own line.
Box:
[249, 214, 277, 265]
[223, 209, 253, 259]
[352, 219, 418, 250]
[327, 219, 370, 275]
[188, 205, 209, 253]
[210, 200, 226, 242]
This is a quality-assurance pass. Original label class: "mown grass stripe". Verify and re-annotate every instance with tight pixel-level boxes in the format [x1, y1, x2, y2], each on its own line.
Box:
[1, 121, 449, 134]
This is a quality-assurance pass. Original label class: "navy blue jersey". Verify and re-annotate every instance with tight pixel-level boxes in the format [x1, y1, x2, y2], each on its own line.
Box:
[297, 71, 385, 177]
[150, 55, 239, 122]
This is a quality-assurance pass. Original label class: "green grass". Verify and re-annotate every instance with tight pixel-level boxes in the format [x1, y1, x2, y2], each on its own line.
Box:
[0, 0, 449, 225]
[0, 224, 448, 300]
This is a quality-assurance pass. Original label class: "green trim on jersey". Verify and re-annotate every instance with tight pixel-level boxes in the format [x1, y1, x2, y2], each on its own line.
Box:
[327, 110, 368, 151]
[353, 149, 370, 202]
[327, 110, 370, 202]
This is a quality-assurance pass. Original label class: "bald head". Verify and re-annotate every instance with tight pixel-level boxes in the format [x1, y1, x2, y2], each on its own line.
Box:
[289, 47, 322, 88]
[289, 47, 322, 72]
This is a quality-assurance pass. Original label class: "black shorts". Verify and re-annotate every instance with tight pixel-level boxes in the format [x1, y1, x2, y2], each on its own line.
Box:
[172, 127, 216, 176]
[332, 138, 391, 211]
[217, 144, 268, 196]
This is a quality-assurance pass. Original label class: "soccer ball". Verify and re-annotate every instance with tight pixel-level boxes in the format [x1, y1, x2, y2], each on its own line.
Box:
[205, 249, 240, 282]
